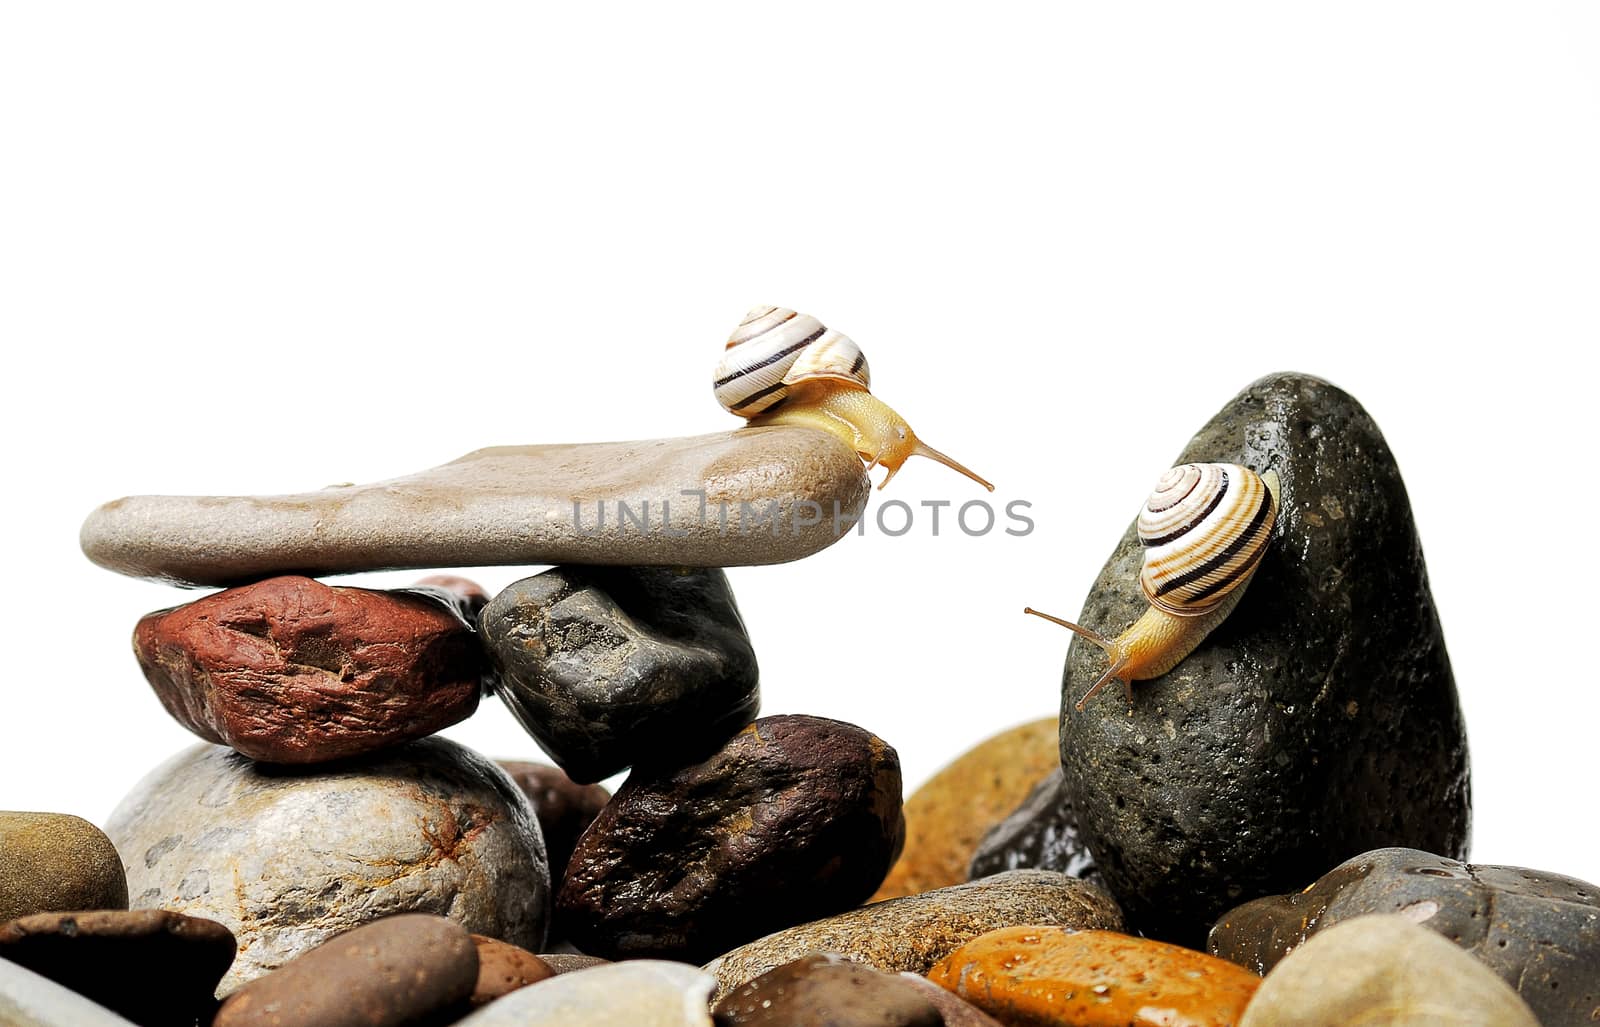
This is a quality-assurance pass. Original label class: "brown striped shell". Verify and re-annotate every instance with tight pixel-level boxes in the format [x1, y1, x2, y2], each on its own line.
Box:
[1136, 463, 1278, 617]
[713, 305, 871, 417]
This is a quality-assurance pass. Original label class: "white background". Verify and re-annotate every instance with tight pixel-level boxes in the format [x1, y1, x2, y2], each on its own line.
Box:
[3, 4, 1598, 889]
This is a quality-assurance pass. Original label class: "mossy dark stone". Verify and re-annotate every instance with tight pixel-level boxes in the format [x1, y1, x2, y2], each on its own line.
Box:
[1211, 848, 1600, 1027]
[1057, 373, 1470, 946]
[557, 715, 905, 963]
[481, 567, 760, 784]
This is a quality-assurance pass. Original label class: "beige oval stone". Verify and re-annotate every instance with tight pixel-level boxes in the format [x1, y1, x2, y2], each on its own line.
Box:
[872, 718, 1058, 901]
[1239, 914, 1540, 1027]
[80, 427, 870, 586]
[0, 812, 128, 922]
[702, 869, 1122, 998]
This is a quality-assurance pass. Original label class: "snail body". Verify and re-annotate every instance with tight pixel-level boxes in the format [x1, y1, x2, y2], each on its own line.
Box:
[714, 305, 993, 491]
[1027, 462, 1280, 711]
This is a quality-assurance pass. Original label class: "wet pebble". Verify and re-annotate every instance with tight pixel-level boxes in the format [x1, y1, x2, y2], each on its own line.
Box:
[927, 925, 1260, 1027]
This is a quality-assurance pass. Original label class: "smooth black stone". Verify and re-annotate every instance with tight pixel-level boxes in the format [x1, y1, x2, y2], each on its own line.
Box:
[1054, 373, 1470, 946]
[968, 768, 1098, 886]
[480, 567, 760, 783]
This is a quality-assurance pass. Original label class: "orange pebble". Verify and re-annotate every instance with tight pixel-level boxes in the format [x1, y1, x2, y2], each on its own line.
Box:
[926, 926, 1260, 1027]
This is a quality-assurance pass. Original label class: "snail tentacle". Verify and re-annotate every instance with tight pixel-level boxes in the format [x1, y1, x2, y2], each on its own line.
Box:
[1024, 606, 1131, 710]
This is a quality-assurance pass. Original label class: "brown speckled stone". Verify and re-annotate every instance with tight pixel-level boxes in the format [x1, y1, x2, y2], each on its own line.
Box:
[1210, 847, 1600, 1025]
[214, 914, 477, 1027]
[0, 909, 235, 1026]
[470, 935, 554, 1007]
[80, 428, 871, 586]
[927, 926, 1260, 1027]
[105, 738, 549, 994]
[558, 715, 904, 963]
[872, 718, 1059, 901]
[712, 954, 940, 1027]
[497, 762, 610, 888]
[704, 870, 1123, 998]
[0, 813, 128, 922]
[134, 576, 484, 764]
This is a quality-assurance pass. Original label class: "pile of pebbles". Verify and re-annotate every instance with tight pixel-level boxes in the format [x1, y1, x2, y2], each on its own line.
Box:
[1, 373, 1595, 1026]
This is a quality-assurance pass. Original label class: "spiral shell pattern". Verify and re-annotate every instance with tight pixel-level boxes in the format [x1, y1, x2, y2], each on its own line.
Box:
[713, 305, 871, 417]
[1136, 463, 1277, 617]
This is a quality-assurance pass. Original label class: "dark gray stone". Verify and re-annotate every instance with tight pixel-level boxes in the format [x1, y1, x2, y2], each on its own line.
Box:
[481, 567, 760, 784]
[967, 769, 1097, 885]
[1054, 373, 1470, 946]
[557, 715, 904, 963]
[1211, 848, 1600, 1027]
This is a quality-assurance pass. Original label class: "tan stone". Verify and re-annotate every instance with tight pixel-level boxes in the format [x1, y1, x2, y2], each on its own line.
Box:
[0, 812, 128, 923]
[1238, 914, 1540, 1027]
[702, 870, 1122, 998]
[80, 427, 869, 586]
[872, 718, 1058, 901]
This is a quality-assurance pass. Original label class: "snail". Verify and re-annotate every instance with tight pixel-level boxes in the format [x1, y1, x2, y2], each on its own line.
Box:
[1026, 462, 1280, 711]
[713, 305, 993, 491]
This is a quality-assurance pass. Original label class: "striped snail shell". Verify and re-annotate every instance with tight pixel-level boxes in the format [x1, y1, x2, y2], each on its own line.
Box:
[1025, 461, 1280, 710]
[713, 306, 871, 418]
[1136, 463, 1278, 617]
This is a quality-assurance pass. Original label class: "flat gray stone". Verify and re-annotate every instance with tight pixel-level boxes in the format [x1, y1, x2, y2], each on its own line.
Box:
[456, 961, 714, 1026]
[105, 738, 549, 995]
[81, 428, 870, 586]
[0, 956, 137, 1027]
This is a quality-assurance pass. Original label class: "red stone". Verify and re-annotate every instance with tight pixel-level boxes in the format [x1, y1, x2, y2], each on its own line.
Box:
[134, 575, 484, 764]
